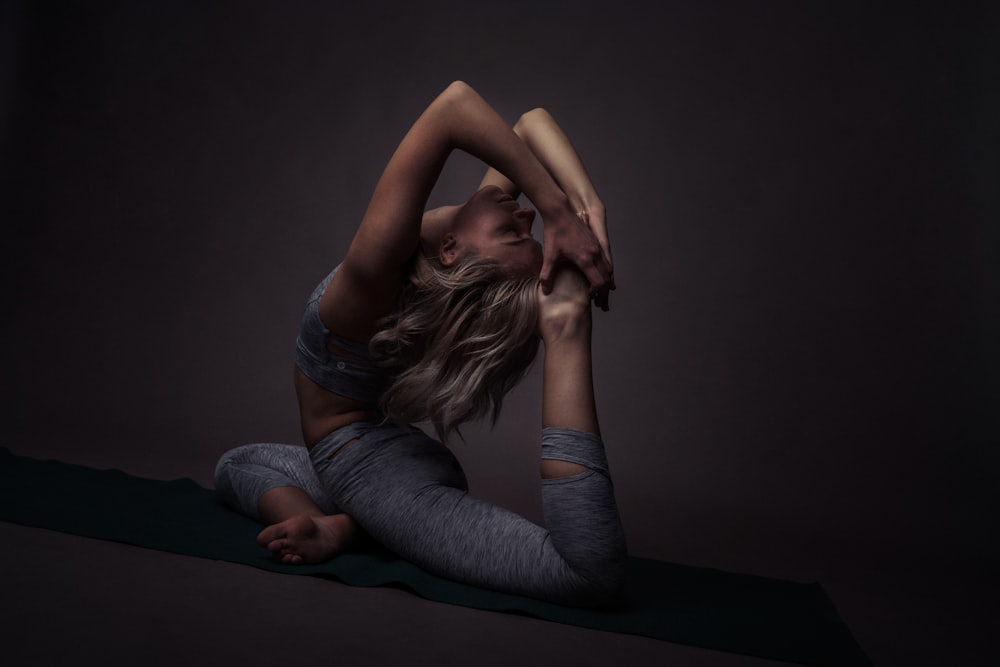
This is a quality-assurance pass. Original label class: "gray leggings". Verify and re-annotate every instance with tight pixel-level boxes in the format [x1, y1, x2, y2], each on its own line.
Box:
[214, 421, 627, 607]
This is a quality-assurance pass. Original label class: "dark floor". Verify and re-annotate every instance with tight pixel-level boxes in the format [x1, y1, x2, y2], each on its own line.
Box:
[2, 522, 993, 667]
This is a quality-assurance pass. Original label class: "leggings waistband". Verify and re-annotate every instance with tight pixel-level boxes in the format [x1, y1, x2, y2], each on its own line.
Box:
[308, 420, 384, 465]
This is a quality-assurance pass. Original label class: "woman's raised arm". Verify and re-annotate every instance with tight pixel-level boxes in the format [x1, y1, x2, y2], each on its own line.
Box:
[325, 82, 613, 341]
[537, 265, 599, 479]
[479, 108, 614, 310]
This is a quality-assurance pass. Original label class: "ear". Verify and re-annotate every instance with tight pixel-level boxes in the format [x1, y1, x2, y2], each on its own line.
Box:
[439, 233, 459, 267]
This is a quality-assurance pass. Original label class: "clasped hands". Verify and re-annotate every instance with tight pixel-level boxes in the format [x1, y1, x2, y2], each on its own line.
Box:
[538, 202, 614, 311]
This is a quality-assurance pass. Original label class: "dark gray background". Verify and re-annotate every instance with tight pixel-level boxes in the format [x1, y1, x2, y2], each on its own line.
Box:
[4, 1, 998, 665]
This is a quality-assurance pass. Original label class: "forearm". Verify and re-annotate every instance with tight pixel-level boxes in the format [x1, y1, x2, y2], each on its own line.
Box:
[437, 86, 615, 294]
[516, 108, 603, 215]
[478, 159, 519, 197]
[433, 82, 571, 216]
[350, 81, 572, 275]
[477, 108, 602, 214]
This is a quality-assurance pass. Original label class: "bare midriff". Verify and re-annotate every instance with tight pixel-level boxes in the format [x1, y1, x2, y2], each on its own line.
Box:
[293, 366, 379, 451]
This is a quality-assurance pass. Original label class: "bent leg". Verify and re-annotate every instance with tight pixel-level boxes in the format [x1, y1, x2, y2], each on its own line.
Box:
[215, 443, 365, 564]
[313, 425, 626, 608]
[214, 443, 339, 520]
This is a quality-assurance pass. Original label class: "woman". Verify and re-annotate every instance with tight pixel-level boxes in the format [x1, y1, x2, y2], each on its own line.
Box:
[215, 81, 626, 607]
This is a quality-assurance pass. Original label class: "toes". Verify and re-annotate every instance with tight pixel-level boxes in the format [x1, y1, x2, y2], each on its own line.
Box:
[254, 515, 327, 565]
[257, 524, 286, 547]
[276, 548, 303, 565]
[268, 538, 305, 565]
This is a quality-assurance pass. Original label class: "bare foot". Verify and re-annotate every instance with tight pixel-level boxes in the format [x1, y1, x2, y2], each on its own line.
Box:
[256, 513, 359, 565]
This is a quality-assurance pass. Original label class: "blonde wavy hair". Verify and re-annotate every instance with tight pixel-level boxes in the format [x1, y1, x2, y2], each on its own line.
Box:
[370, 253, 540, 441]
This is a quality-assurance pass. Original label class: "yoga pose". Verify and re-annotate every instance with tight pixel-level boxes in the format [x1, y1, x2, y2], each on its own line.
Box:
[214, 81, 626, 607]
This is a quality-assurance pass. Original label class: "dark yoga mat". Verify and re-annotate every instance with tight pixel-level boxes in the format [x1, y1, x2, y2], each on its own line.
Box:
[0, 447, 870, 666]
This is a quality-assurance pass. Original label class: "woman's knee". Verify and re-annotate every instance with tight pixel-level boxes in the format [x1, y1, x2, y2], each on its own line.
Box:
[212, 444, 270, 503]
[213, 447, 239, 491]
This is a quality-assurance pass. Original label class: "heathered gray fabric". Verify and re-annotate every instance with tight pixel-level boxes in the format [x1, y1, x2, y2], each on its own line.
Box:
[215, 422, 627, 607]
[294, 267, 388, 404]
[215, 262, 626, 606]
[214, 442, 341, 520]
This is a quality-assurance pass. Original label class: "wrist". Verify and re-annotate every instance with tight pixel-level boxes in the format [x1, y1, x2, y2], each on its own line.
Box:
[566, 197, 604, 228]
[581, 198, 605, 217]
[535, 191, 574, 222]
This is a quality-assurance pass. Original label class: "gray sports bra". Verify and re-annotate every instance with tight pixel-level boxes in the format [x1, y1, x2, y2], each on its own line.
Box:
[294, 266, 389, 406]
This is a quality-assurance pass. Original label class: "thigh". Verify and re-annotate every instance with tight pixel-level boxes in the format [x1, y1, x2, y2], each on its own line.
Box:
[314, 426, 468, 505]
[312, 426, 585, 600]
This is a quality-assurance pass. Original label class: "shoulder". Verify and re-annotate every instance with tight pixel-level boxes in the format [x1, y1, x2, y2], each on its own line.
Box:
[317, 254, 408, 344]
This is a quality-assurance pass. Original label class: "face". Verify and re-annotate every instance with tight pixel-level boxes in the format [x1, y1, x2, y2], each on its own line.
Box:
[447, 185, 543, 278]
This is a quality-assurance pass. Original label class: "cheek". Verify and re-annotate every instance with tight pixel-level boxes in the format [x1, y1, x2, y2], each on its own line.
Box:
[506, 244, 543, 278]
[453, 229, 492, 256]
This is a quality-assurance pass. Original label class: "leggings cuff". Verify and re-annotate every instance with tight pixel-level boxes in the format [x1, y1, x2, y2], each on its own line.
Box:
[540, 427, 610, 479]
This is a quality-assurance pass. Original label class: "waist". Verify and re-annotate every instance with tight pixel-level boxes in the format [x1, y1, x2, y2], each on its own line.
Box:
[308, 419, 427, 462]
[295, 366, 381, 449]
[308, 420, 381, 460]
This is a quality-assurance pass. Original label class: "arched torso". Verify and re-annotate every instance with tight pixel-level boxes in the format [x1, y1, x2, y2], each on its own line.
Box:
[294, 266, 391, 449]
[294, 365, 379, 449]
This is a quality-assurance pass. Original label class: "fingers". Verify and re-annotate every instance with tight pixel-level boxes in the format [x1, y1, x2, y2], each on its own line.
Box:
[593, 235, 614, 294]
[554, 248, 612, 308]
[594, 288, 610, 312]
[588, 270, 612, 312]
[539, 253, 556, 294]
[541, 211, 615, 306]
[587, 253, 613, 311]
[538, 272, 553, 294]
[580, 259, 609, 300]
[601, 243, 615, 289]
[583, 210, 615, 294]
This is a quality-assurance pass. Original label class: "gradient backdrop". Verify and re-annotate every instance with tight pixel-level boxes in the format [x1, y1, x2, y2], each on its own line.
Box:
[4, 0, 997, 598]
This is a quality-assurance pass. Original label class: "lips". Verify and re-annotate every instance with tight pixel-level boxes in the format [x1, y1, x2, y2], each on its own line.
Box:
[514, 208, 536, 225]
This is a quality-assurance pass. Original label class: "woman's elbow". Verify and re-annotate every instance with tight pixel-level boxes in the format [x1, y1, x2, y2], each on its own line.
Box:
[442, 79, 475, 100]
[516, 107, 551, 130]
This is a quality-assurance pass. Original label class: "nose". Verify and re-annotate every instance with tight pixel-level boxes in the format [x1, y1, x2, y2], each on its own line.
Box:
[514, 207, 536, 227]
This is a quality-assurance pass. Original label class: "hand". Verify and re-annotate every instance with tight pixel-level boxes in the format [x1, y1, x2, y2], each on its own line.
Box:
[575, 205, 615, 310]
[539, 205, 614, 310]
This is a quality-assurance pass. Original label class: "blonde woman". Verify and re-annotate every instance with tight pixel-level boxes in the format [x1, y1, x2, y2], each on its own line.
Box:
[215, 81, 626, 607]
